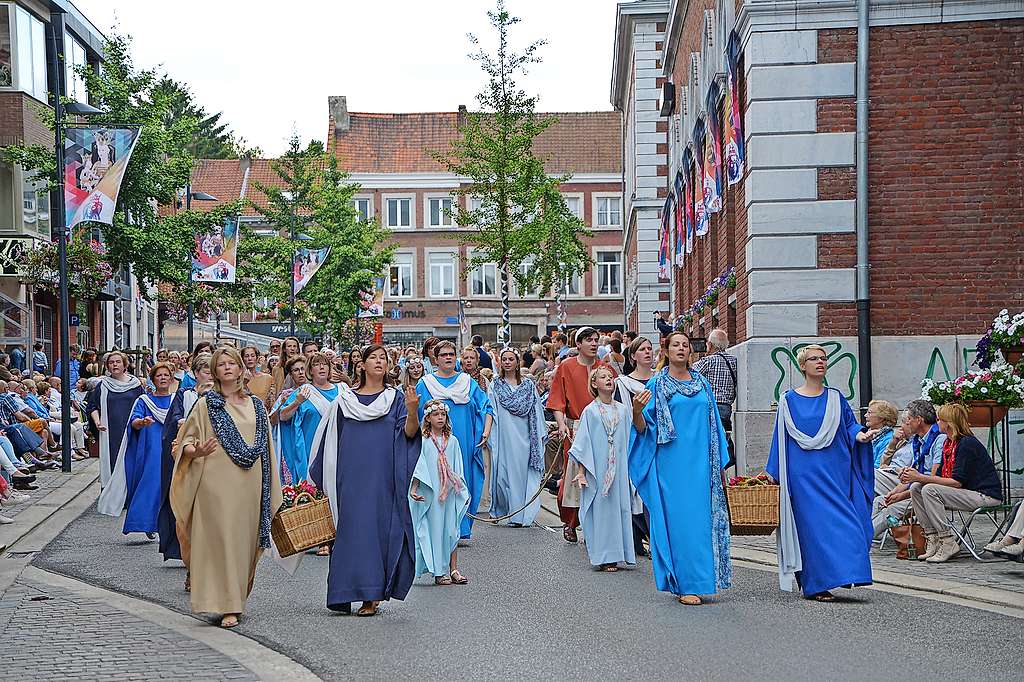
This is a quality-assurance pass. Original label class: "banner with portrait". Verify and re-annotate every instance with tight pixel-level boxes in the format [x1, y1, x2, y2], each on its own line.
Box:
[724, 31, 746, 186]
[358, 276, 386, 318]
[703, 82, 723, 216]
[658, 195, 672, 280]
[294, 247, 330, 295]
[692, 121, 709, 237]
[673, 170, 685, 266]
[64, 127, 141, 231]
[682, 147, 695, 254]
[191, 216, 239, 283]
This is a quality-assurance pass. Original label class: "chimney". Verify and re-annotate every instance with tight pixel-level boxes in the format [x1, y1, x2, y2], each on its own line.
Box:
[328, 95, 350, 132]
[457, 104, 468, 126]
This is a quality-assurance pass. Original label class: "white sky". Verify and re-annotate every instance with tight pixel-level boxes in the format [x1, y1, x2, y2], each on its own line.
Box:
[73, 0, 625, 156]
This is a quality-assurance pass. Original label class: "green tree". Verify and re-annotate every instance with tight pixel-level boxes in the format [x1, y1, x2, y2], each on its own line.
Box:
[2, 33, 198, 290]
[435, 0, 591, 344]
[250, 134, 393, 340]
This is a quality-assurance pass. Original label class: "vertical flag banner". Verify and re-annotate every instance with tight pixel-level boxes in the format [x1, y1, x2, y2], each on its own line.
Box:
[191, 216, 240, 283]
[704, 82, 723, 215]
[64, 127, 141, 231]
[658, 196, 672, 280]
[294, 247, 330, 295]
[692, 122, 709, 237]
[673, 171, 685, 266]
[724, 31, 745, 186]
[358, 276, 386, 318]
[682, 148, 695, 254]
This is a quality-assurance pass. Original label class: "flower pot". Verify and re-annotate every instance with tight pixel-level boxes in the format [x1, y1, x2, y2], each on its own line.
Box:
[967, 400, 1009, 428]
[1001, 345, 1024, 367]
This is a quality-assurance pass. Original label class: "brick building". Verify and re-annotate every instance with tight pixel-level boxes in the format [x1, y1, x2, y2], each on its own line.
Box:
[173, 97, 626, 348]
[613, 0, 1024, 471]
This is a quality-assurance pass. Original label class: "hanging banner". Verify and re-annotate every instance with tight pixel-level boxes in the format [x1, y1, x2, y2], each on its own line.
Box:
[692, 122, 709, 237]
[724, 31, 746, 186]
[191, 216, 239, 283]
[658, 196, 672, 280]
[64, 127, 141, 232]
[673, 171, 685, 266]
[294, 247, 330, 295]
[682, 148, 695, 254]
[358, 276, 386, 318]
[703, 82, 723, 216]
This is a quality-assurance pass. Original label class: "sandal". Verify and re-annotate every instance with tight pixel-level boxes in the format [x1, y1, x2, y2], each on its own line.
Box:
[316, 545, 330, 556]
[356, 601, 378, 617]
[219, 614, 240, 629]
[184, 572, 191, 593]
[450, 570, 468, 585]
[599, 563, 619, 572]
[810, 591, 836, 602]
[434, 574, 452, 586]
[563, 526, 578, 543]
[677, 595, 702, 606]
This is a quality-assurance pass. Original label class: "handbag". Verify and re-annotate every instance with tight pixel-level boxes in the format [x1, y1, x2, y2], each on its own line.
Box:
[892, 519, 927, 560]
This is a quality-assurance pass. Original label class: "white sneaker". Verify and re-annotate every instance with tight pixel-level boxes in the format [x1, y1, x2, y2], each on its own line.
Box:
[926, 536, 961, 563]
[8, 493, 29, 503]
[0, 515, 14, 524]
[919, 534, 940, 561]
[1003, 542, 1024, 557]
[984, 538, 1014, 553]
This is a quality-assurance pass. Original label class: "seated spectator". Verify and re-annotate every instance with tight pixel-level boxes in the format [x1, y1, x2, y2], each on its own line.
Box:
[37, 380, 88, 460]
[903, 403, 1002, 563]
[984, 503, 1024, 558]
[865, 399, 898, 467]
[6, 380, 56, 450]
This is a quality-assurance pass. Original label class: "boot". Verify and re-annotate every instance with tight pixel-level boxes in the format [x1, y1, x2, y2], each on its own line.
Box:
[919, 533, 940, 561]
[926, 536, 961, 563]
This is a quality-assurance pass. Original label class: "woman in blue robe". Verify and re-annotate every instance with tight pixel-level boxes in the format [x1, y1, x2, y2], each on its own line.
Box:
[309, 344, 421, 617]
[415, 341, 493, 539]
[158, 355, 212, 563]
[270, 356, 311, 484]
[487, 348, 545, 527]
[628, 332, 732, 605]
[766, 344, 874, 601]
[276, 353, 338, 484]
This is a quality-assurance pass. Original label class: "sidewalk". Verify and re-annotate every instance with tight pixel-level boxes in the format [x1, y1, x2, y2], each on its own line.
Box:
[0, 460, 319, 681]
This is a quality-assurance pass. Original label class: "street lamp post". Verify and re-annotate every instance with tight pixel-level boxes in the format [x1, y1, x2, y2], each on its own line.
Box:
[183, 185, 217, 351]
[51, 11, 105, 474]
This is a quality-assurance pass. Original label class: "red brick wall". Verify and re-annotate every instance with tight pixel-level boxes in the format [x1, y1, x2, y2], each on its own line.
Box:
[0, 92, 52, 148]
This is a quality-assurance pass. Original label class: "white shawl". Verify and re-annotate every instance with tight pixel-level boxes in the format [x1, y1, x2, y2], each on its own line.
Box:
[96, 375, 143, 487]
[775, 389, 842, 591]
[614, 374, 647, 405]
[422, 372, 471, 405]
[97, 394, 168, 517]
[309, 384, 397, 527]
[300, 383, 334, 416]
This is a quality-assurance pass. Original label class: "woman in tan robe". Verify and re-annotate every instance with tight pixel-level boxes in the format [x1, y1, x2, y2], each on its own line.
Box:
[241, 345, 274, 410]
[171, 346, 283, 629]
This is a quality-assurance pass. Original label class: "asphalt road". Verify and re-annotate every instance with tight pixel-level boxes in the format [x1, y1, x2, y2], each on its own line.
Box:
[35, 507, 1024, 681]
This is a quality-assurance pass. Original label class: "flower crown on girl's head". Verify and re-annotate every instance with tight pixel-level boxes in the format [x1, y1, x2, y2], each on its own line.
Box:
[424, 402, 449, 417]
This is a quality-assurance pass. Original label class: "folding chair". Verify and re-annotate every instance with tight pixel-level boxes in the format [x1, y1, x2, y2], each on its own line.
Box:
[944, 502, 1011, 561]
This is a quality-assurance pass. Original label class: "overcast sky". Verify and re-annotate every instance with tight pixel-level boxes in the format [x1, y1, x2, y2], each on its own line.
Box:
[74, 0, 625, 156]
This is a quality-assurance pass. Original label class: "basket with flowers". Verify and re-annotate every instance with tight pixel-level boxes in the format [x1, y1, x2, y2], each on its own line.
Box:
[271, 481, 335, 557]
[725, 474, 779, 536]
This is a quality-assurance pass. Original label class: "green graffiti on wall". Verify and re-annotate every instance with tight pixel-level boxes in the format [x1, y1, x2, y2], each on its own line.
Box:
[770, 342, 858, 401]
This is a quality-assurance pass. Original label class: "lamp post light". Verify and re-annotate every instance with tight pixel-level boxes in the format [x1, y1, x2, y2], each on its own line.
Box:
[184, 186, 217, 351]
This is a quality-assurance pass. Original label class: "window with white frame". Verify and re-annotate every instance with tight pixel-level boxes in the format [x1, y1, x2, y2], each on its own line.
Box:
[564, 271, 582, 296]
[563, 195, 583, 220]
[470, 256, 497, 297]
[64, 32, 88, 103]
[385, 197, 411, 229]
[388, 252, 413, 298]
[514, 259, 537, 298]
[596, 196, 621, 228]
[352, 197, 372, 222]
[0, 6, 12, 87]
[428, 196, 455, 228]
[15, 7, 46, 101]
[428, 252, 455, 297]
[596, 251, 622, 296]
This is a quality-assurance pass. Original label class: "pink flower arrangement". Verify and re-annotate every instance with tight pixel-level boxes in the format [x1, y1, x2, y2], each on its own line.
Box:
[281, 480, 325, 509]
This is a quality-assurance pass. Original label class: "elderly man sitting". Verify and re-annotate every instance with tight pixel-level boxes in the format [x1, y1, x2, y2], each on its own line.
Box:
[870, 400, 946, 539]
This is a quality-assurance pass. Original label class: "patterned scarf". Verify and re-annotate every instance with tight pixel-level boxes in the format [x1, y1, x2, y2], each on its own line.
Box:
[596, 401, 620, 496]
[650, 367, 732, 590]
[871, 425, 893, 445]
[430, 433, 462, 503]
[206, 391, 272, 549]
[493, 376, 542, 472]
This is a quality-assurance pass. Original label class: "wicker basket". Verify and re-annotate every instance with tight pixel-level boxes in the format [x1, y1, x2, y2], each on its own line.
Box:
[271, 492, 336, 557]
[726, 484, 779, 536]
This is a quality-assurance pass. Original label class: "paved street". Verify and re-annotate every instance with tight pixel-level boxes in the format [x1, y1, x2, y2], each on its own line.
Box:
[28, 503, 1024, 681]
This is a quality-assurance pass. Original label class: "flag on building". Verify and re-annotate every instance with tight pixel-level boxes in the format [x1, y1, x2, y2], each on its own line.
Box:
[358, 276, 386, 318]
[658, 196, 672, 280]
[191, 216, 240, 283]
[704, 82, 723, 215]
[673, 171, 685, 266]
[64, 127, 141, 233]
[692, 122, 709, 237]
[294, 247, 330, 295]
[724, 31, 745, 186]
[682, 148, 695, 254]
